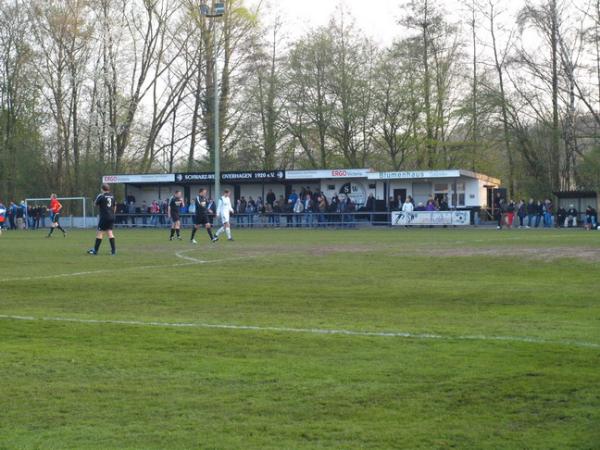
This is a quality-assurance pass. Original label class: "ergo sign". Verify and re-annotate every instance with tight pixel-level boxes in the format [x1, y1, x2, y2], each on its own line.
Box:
[331, 170, 348, 177]
[286, 169, 370, 180]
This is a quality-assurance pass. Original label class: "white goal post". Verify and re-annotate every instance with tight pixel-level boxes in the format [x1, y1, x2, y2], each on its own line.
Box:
[25, 197, 90, 228]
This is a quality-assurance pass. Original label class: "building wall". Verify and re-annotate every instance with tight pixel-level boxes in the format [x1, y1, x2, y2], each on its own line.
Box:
[464, 179, 482, 207]
[412, 182, 432, 206]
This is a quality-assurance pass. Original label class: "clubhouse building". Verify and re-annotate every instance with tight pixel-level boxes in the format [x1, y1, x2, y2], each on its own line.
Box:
[102, 169, 501, 213]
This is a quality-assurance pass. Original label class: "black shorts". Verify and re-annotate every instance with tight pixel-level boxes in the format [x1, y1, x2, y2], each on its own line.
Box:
[194, 214, 209, 226]
[53, 213, 61, 223]
[170, 214, 180, 223]
[98, 217, 114, 231]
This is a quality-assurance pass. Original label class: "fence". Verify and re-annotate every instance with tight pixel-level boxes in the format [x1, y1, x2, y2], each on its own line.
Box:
[108, 211, 477, 229]
[7, 210, 594, 230]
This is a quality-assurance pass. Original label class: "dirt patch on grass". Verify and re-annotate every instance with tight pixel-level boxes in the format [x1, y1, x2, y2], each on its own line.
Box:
[304, 244, 377, 256]
[210, 241, 600, 262]
[220, 243, 382, 259]
[413, 246, 600, 262]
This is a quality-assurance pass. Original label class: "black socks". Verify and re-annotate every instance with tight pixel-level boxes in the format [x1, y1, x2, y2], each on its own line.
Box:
[207, 228, 214, 239]
[93, 238, 115, 254]
[170, 229, 175, 238]
[191, 228, 197, 240]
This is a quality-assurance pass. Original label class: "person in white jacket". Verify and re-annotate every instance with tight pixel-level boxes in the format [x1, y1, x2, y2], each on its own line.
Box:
[214, 189, 235, 241]
[402, 196, 415, 213]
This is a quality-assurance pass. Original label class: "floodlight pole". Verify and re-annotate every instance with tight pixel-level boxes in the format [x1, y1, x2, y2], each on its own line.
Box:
[200, 1, 225, 200]
[213, 21, 220, 200]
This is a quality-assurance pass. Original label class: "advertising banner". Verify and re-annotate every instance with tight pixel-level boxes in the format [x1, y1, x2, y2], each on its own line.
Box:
[221, 170, 285, 182]
[102, 174, 175, 184]
[174, 171, 285, 184]
[339, 182, 367, 205]
[391, 210, 471, 226]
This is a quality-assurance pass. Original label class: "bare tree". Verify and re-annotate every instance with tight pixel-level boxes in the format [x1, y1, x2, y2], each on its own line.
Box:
[485, 0, 517, 196]
[373, 43, 420, 170]
[286, 28, 335, 168]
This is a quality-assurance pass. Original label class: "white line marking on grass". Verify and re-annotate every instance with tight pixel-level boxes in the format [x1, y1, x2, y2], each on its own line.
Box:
[0, 262, 198, 283]
[0, 314, 598, 349]
[0, 250, 258, 283]
[174, 249, 204, 263]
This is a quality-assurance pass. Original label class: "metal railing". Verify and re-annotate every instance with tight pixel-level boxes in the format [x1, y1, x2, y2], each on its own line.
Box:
[4, 211, 594, 229]
[113, 212, 378, 228]
[111, 211, 473, 228]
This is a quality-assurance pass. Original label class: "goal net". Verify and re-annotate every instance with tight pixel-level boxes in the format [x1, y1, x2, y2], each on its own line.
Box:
[25, 197, 92, 229]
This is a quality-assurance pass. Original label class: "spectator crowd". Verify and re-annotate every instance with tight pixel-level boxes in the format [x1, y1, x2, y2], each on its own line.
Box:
[106, 187, 364, 229]
[0, 201, 49, 231]
[493, 196, 598, 230]
[1, 190, 598, 232]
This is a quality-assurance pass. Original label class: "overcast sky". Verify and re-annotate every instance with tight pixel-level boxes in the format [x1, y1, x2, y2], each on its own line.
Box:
[248, 0, 526, 47]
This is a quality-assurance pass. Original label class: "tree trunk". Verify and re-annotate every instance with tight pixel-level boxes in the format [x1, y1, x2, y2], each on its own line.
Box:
[489, 1, 515, 197]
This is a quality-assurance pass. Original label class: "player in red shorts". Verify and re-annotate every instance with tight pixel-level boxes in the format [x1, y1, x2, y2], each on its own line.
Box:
[47, 193, 66, 237]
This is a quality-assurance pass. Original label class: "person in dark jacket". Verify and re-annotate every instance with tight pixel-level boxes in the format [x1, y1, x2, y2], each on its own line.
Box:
[565, 205, 578, 228]
[535, 200, 544, 228]
[439, 196, 449, 211]
[557, 206, 567, 228]
[517, 200, 527, 228]
[585, 205, 598, 230]
[526, 198, 536, 228]
[496, 199, 505, 229]
[266, 189, 276, 207]
[7, 202, 16, 229]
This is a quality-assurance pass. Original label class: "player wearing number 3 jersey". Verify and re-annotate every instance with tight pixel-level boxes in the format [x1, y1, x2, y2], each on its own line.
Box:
[87, 184, 117, 255]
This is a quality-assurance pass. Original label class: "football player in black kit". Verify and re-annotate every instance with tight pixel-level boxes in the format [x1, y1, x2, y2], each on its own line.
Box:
[168, 190, 185, 240]
[87, 184, 116, 255]
[190, 188, 215, 244]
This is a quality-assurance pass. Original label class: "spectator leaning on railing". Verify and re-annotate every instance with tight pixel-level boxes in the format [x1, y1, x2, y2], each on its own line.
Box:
[293, 197, 304, 227]
[402, 196, 415, 213]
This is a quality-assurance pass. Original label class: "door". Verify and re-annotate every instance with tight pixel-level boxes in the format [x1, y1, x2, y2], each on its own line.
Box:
[393, 189, 406, 209]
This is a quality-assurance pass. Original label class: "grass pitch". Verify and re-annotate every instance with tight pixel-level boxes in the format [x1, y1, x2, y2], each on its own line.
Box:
[1, 227, 599, 449]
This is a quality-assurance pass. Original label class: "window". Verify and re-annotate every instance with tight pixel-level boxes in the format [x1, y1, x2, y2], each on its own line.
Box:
[451, 182, 466, 207]
[434, 183, 449, 194]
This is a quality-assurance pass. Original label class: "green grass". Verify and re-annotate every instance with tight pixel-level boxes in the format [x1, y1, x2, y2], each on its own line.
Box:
[1, 227, 599, 449]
